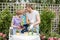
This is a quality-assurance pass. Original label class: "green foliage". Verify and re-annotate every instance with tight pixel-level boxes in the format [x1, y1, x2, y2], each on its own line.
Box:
[40, 8, 55, 37]
[0, 8, 12, 37]
[59, 15, 60, 34]
[16, 30, 19, 33]
[55, 0, 60, 4]
[50, 32, 58, 37]
[0, 36, 3, 40]
[50, 32, 60, 38]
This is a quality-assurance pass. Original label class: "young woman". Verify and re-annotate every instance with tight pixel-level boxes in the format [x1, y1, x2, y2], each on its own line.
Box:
[26, 4, 41, 34]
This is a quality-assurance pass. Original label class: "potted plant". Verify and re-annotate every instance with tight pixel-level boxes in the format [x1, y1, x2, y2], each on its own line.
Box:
[16, 30, 20, 35]
[28, 29, 33, 35]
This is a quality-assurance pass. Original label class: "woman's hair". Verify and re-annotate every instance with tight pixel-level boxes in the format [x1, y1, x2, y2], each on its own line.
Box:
[26, 4, 33, 9]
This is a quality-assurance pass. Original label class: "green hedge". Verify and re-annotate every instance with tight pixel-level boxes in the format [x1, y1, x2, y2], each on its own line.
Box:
[40, 7, 55, 37]
[59, 15, 60, 34]
[0, 8, 12, 38]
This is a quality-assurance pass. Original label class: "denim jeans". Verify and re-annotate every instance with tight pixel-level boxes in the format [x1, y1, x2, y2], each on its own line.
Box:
[13, 28, 17, 35]
[31, 26, 39, 35]
[21, 24, 29, 33]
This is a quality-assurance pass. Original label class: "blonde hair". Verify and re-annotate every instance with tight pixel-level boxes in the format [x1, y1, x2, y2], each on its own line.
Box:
[16, 9, 23, 15]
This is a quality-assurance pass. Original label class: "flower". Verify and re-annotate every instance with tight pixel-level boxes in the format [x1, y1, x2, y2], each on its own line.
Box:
[48, 37, 54, 40]
[58, 38, 60, 40]
[2, 34, 6, 38]
[0, 33, 3, 36]
[40, 34, 46, 40]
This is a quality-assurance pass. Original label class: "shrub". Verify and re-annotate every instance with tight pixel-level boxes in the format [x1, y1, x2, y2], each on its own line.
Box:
[0, 7, 12, 38]
[59, 15, 60, 34]
[40, 7, 55, 38]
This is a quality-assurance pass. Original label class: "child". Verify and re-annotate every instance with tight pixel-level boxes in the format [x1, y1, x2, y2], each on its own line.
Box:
[20, 10, 29, 33]
[11, 10, 25, 35]
[11, 10, 29, 34]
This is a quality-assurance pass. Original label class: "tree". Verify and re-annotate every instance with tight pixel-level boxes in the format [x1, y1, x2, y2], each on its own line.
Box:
[55, 0, 60, 4]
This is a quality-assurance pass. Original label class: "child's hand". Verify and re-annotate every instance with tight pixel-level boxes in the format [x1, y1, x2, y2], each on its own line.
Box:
[17, 26, 21, 29]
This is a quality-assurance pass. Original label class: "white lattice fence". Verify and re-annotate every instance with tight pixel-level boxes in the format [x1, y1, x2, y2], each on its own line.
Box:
[0, 3, 59, 33]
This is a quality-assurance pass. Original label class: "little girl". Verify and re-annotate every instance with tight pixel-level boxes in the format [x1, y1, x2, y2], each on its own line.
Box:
[11, 10, 29, 34]
[11, 10, 25, 35]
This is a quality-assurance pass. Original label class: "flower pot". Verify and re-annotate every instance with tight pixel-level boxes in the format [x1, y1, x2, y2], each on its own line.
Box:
[24, 32, 28, 36]
[28, 32, 33, 36]
[16, 33, 20, 36]
[33, 33, 37, 35]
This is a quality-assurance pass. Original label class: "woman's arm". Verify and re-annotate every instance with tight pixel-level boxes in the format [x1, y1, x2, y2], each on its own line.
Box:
[26, 16, 30, 24]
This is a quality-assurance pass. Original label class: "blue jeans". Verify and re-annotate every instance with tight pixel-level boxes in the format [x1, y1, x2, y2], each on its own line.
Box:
[32, 26, 39, 34]
[21, 24, 29, 33]
[13, 28, 17, 35]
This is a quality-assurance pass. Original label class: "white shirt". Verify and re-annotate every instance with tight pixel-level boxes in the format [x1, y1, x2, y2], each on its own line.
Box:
[26, 10, 39, 27]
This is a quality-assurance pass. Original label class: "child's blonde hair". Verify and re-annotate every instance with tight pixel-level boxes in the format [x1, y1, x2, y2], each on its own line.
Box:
[16, 9, 24, 15]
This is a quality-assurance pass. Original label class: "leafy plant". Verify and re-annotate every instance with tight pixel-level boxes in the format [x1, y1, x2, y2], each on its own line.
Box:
[40, 7, 55, 38]
[0, 7, 13, 38]
[16, 30, 19, 33]
[59, 15, 60, 34]
[0, 36, 3, 40]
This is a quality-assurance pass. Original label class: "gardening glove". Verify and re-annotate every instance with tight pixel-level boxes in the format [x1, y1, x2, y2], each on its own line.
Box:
[29, 24, 33, 30]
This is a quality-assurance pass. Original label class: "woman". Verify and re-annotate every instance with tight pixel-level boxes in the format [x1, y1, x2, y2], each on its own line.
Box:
[26, 4, 41, 34]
